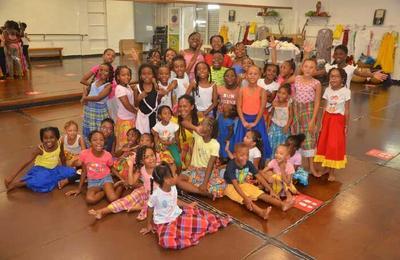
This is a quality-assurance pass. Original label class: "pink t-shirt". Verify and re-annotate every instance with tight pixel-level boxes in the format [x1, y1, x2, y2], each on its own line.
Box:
[140, 166, 159, 192]
[217, 86, 239, 112]
[288, 150, 302, 167]
[294, 76, 320, 104]
[80, 149, 113, 180]
[90, 65, 117, 98]
[267, 159, 295, 177]
[183, 51, 204, 81]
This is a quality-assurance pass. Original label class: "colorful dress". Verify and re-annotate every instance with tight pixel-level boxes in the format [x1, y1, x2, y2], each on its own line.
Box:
[172, 117, 194, 170]
[82, 81, 110, 144]
[108, 166, 157, 220]
[314, 86, 351, 169]
[231, 86, 272, 159]
[114, 84, 136, 150]
[22, 143, 75, 192]
[182, 132, 226, 197]
[292, 76, 320, 158]
[268, 103, 290, 156]
[149, 186, 231, 249]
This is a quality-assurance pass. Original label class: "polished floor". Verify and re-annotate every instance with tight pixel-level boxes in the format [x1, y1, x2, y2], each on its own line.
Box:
[0, 58, 400, 259]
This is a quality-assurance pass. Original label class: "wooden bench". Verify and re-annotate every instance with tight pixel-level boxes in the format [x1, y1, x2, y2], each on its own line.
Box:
[29, 47, 63, 61]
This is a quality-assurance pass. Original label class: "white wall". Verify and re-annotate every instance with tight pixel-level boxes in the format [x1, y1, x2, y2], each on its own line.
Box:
[0, 0, 134, 56]
[218, 6, 294, 43]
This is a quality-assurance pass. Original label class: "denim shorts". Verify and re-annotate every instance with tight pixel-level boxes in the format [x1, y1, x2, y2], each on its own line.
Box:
[88, 174, 113, 188]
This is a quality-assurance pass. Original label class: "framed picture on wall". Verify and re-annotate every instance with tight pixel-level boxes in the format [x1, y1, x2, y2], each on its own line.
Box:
[228, 10, 236, 22]
[373, 9, 386, 25]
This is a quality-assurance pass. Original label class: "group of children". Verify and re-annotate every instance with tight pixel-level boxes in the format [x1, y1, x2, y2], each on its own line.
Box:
[0, 20, 30, 80]
[5, 32, 389, 250]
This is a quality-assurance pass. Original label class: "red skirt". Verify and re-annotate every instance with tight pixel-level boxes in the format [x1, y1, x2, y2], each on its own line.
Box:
[155, 206, 231, 250]
[314, 112, 347, 169]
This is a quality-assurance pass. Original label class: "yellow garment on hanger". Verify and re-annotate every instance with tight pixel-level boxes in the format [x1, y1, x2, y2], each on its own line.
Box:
[219, 25, 229, 43]
[374, 32, 396, 73]
[249, 22, 257, 34]
[333, 24, 344, 39]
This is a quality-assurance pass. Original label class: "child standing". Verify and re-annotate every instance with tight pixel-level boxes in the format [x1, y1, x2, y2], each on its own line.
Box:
[182, 32, 204, 81]
[4, 127, 75, 192]
[218, 104, 237, 163]
[314, 68, 351, 181]
[178, 117, 225, 199]
[3, 22, 25, 79]
[134, 64, 159, 134]
[211, 52, 228, 86]
[163, 48, 177, 69]
[217, 68, 240, 114]
[292, 59, 322, 177]
[258, 63, 280, 115]
[81, 63, 114, 145]
[140, 163, 231, 249]
[268, 84, 293, 156]
[232, 65, 272, 160]
[186, 62, 218, 118]
[157, 65, 173, 108]
[89, 146, 158, 221]
[232, 42, 246, 75]
[114, 65, 137, 150]
[61, 120, 86, 167]
[152, 106, 182, 171]
[239, 57, 255, 87]
[66, 131, 123, 204]
[168, 56, 190, 110]
[19, 22, 31, 69]
[80, 48, 117, 120]
[224, 143, 293, 219]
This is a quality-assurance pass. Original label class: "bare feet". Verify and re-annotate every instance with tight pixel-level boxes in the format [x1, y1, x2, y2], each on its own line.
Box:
[328, 173, 336, 182]
[282, 197, 295, 212]
[88, 209, 103, 220]
[261, 206, 272, 220]
[58, 179, 69, 190]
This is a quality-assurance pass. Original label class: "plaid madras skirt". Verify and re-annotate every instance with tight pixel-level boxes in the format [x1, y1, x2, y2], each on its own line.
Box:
[107, 186, 149, 218]
[292, 101, 316, 156]
[182, 167, 226, 198]
[155, 206, 231, 249]
[83, 102, 109, 144]
[268, 122, 289, 157]
[115, 117, 135, 150]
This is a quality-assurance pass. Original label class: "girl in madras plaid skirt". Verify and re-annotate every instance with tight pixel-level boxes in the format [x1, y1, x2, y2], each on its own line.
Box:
[292, 59, 322, 177]
[140, 163, 231, 249]
[267, 83, 293, 157]
[81, 63, 114, 145]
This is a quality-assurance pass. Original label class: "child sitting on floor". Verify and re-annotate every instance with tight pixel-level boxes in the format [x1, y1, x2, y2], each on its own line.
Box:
[4, 127, 75, 192]
[60, 120, 86, 167]
[224, 143, 293, 219]
[140, 163, 231, 249]
[286, 134, 309, 186]
[66, 130, 123, 204]
[259, 144, 299, 201]
[177, 117, 225, 199]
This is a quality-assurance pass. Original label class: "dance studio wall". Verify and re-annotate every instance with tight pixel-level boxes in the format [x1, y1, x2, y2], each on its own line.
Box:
[0, 0, 134, 56]
[292, 0, 400, 79]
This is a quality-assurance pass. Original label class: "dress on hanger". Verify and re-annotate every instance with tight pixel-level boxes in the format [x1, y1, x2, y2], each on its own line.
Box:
[315, 28, 333, 63]
[375, 32, 396, 73]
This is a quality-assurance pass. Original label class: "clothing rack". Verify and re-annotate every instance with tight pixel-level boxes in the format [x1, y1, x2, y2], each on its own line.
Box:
[307, 24, 397, 30]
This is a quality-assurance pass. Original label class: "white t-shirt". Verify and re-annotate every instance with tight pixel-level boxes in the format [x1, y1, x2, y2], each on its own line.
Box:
[258, 79, 280, 109]
[194, 83, 214, 112]
[325, 64, 357, 89]
[172, 73, 190, 100]
[152, 121, 179, 141]
[158, 82, 172, 108]
[323, 86, 351, 115]
[147, 185, 182, 225]
[249, 147, 262, 164]
[115, 84, 136, 120]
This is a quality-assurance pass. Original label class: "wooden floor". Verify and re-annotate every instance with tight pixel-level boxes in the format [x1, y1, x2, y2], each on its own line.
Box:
[1, 58, 400, 259]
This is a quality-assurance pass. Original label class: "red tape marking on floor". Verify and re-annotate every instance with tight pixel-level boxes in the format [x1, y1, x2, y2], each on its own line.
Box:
[366, 149, 395, 161]
[294, 194, 323, 213]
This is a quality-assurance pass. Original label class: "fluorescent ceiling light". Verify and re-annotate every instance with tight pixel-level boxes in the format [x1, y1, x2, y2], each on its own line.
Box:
[208, 4, 220, 10]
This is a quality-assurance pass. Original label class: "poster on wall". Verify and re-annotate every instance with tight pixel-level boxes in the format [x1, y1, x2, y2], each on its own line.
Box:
[168, 34, 180, 52]
[168, 8, 181, 35]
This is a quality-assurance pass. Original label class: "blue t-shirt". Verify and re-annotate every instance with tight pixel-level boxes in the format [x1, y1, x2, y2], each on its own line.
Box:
[224, 160, 258, 184]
